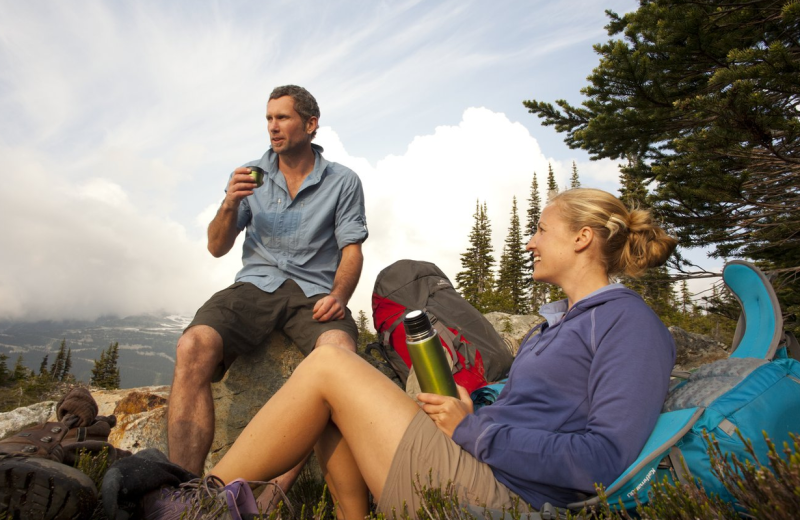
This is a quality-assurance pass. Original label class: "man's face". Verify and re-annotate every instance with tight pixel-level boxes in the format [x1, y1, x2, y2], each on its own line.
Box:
[266, 96, 317, 155]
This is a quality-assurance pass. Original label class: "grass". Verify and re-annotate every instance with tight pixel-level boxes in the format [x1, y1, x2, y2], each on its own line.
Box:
[66, 430, 799, 520]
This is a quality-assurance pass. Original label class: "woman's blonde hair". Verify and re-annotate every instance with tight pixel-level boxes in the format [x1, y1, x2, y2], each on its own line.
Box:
[549, 188, 678, 278]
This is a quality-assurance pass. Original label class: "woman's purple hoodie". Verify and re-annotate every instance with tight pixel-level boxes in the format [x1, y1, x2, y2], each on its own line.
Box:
[452, 285, 675, 508]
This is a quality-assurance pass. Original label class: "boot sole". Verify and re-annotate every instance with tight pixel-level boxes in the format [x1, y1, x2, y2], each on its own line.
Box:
[0, 456, 97, 520]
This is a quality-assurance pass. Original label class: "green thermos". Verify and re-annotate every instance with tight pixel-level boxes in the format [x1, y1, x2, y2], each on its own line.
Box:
[404, 310, 459, 397]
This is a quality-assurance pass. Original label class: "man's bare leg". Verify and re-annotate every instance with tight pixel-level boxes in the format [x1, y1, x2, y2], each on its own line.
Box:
[256, 328, 357, 511]
[167, 325, 223, 475]
[316, 329, 356, 352]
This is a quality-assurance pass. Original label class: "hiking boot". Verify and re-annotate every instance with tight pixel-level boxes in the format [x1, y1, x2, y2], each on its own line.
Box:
[142, 475, 260, 520]
[0, 455, 98, 520]
[0, 421, 72, 462]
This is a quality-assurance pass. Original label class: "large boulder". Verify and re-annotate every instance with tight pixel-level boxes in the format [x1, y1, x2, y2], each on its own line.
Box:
[91, 331, 306, 475]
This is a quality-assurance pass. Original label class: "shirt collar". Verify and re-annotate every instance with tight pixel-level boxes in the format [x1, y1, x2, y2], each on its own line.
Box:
[258, 143, 329, 192]
[538, 283, 626, 326]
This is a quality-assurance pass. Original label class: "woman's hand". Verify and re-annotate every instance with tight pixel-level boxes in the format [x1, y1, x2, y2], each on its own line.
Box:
[417, 385, 474, 438]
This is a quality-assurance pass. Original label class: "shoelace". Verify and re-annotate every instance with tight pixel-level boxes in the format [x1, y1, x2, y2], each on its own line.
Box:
[167, 475, 296, 520]
[168, 475, 230, 519]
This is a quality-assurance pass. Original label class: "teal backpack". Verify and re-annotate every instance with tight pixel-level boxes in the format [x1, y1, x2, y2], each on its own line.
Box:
[563, 260, 800, 513]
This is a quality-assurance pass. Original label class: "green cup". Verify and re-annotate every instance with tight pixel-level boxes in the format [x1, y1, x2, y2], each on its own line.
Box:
[248, 166, 265, 188]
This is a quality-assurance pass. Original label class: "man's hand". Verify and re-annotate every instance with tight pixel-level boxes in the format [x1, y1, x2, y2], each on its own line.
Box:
[417, 385, 474, 438]
[222, 167, 258, 210]
[312, 294, 345, 322]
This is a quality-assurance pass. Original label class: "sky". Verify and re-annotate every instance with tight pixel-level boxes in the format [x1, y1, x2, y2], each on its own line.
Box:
[0, 0, 722, 324]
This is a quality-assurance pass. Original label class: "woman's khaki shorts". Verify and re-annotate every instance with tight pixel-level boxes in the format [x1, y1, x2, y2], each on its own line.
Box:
[378, 409, 533, 516]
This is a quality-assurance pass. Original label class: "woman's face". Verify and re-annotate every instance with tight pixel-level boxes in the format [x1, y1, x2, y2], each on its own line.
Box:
[526, 203, 577, 285]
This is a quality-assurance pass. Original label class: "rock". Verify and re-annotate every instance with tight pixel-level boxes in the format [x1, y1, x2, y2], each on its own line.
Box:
[0, 401, 56, 440]
[483, 312, 543, 355]
[669, 326, 729, 371]
[208, 332, 306, 474]
[99, 387, 170, 455]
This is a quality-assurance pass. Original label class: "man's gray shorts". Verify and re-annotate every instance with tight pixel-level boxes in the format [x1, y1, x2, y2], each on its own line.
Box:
[185, 280, 358, 381]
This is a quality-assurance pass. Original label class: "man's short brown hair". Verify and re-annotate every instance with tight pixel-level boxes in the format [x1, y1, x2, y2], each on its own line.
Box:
[269, 85, 320, 139]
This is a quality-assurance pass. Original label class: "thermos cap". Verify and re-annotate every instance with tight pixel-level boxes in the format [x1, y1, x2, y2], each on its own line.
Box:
[404, 310, 433, 337]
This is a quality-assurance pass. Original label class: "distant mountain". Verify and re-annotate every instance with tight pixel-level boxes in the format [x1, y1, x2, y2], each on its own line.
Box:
[0, 313, 192, 389]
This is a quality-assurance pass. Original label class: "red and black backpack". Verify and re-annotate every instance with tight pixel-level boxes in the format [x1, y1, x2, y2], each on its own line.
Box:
[368, 259, 513, 394]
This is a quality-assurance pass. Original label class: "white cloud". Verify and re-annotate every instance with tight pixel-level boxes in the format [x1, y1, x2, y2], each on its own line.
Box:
[318, 108, 621, 318]
[0, 145, 236, 320]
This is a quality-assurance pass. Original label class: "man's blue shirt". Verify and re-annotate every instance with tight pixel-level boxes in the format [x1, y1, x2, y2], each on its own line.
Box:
[229, 144, 368, 297]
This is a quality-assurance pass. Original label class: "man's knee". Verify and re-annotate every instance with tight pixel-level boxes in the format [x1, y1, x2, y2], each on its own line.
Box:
[174, 325, 224, 381]
[315, 329, 356, 352]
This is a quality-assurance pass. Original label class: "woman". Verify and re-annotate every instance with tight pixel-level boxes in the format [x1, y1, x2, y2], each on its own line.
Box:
[149, 188, 678, 518]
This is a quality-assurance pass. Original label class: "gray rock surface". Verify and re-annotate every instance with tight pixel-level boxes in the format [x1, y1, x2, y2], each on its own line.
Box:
[669, 326, 729, 371]
[0, 401, 56, 440]
[483, 312, 543, 355]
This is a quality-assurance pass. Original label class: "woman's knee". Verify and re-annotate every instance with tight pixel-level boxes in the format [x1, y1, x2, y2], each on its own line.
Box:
[305, 344, 353, 370]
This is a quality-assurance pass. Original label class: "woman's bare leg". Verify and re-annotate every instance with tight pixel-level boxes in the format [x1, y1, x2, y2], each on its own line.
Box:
[315, 422, 369, 519]
[210, 345, 420, 503]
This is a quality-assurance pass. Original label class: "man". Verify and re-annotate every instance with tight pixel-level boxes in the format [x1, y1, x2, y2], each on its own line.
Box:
[167, 85, 368, 484]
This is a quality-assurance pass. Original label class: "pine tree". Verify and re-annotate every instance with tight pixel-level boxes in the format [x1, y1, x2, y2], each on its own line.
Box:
[680, 280, 693, 315]
[13, 355, 28, 382]
[546, 163, 558, 202]
[523, 0, 800, 332]
[38, 355, 49, 377]
[570, 161, 580, 188]
[497, 197, 532, 315]
[546, 165, 569, 302]
[50, 340, 67, 381]
[62, 349, 73, 382]
[107, 343, 121, 389]
[525, 172, 548, 311]
[0, 353, 9, 386]
[91, 342, 121, 390]
[456, 201, 497, 312]
[90, 350, 107, 387]
[617, 169, 676, 318]
[356, 310, 376, 352]
[525, 172, 542, 239]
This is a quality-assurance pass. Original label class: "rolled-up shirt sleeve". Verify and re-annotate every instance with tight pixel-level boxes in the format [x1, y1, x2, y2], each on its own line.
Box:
[334, 173, 368, 248]
[236, 197, 252, 231]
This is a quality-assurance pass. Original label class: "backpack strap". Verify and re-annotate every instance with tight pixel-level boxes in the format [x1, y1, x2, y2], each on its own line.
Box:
[784, 331, 800, 360]
[380, 313, 406, 348]
[431, 319, 467, 372]
[665, 446, 692, 486]
[367, 311, 410, 384]
[428, 311, 480, 371]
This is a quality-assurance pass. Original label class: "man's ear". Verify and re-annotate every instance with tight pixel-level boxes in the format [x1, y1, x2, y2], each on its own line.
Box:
[305, 116, 319, 135]
[574, 226, 594, 252]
